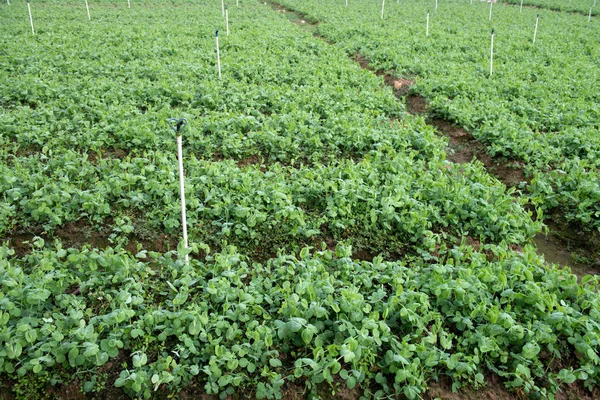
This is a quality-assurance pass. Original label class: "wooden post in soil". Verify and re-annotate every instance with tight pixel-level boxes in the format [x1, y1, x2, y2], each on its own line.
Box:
[216, 30, 222, 79]
[489, 29, 494, 76]
[426, 10, 429, 36]
[533, 14, 539, 44]
[27, 0, 35, 34]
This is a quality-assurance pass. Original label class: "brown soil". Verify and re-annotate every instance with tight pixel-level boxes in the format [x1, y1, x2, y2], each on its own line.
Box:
[406, 94, 428, 114]
[534, 213, 600, 278]
[425, 375, 517, 400]
[430, 118, 528, 186]
[266, 0, 319, 27]
[383, 75, 414, 97]
[0, 218, 178, 258]
[353, 53, 416, 98]
[236, 154, 265, 170]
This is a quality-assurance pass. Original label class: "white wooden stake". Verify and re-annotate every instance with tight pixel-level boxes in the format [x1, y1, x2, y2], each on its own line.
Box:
[216, 30, 222, 79]
[225, 7, 229, 36]
[426, 10, 429, 36]
[27, 0, 35, 34]
[589, 7, 592, 22]
[221, 0, 224, 16]
[435, 0, 438, 10]
[85, 0, 90, 20]
[489, 0, 493, 21]
[381, 0, 385, 19]
[128, 0, 130, 8]
[346, 0, 348, 6]
[520, 0, 523, 12]
[7, 0, 10, 5]
[177, 133, 189, 264]
[236, 0, 238, 6]
[533, 14, 539, 43]
[490, 29, 494, 76]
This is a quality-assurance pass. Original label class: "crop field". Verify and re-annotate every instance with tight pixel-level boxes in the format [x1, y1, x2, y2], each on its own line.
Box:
[277, 0, 600, 232]
[0, 0, 599, 399]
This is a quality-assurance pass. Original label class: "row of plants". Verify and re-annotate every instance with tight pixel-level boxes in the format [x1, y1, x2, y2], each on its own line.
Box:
[274, 0, 600, 231]
[1, 240, 600, 399]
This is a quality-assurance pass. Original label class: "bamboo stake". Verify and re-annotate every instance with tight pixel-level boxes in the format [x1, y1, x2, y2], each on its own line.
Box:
[489, 0, 493, 21]
[490, 29, 494, 76]
[533, 14, 539, 44]
[520, 0, 523, 12]
[27, 0, 35, 34]
[426, 10, 429, 36]
[226, 6, 229, 36]
[167, 118, 190, 264]
[176, 122, 189, 264]
[216, 30, 221, 79]
[85, 0, 90, 20]
[381, 0, 385, 19]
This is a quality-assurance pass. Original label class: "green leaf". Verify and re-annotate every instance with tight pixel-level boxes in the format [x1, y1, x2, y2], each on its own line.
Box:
[301, 328, 314, 345]
[269, 358, 282, 368]
[83, 381, 95, 392]
[522, 342, 540, 359]
[25, 330, 37, 344]
[346, 376, 356, 389]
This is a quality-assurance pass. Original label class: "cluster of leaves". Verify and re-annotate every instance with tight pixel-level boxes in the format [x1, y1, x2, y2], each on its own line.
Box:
[1, 241, 600, 399]
[275, 0, 600, 231]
